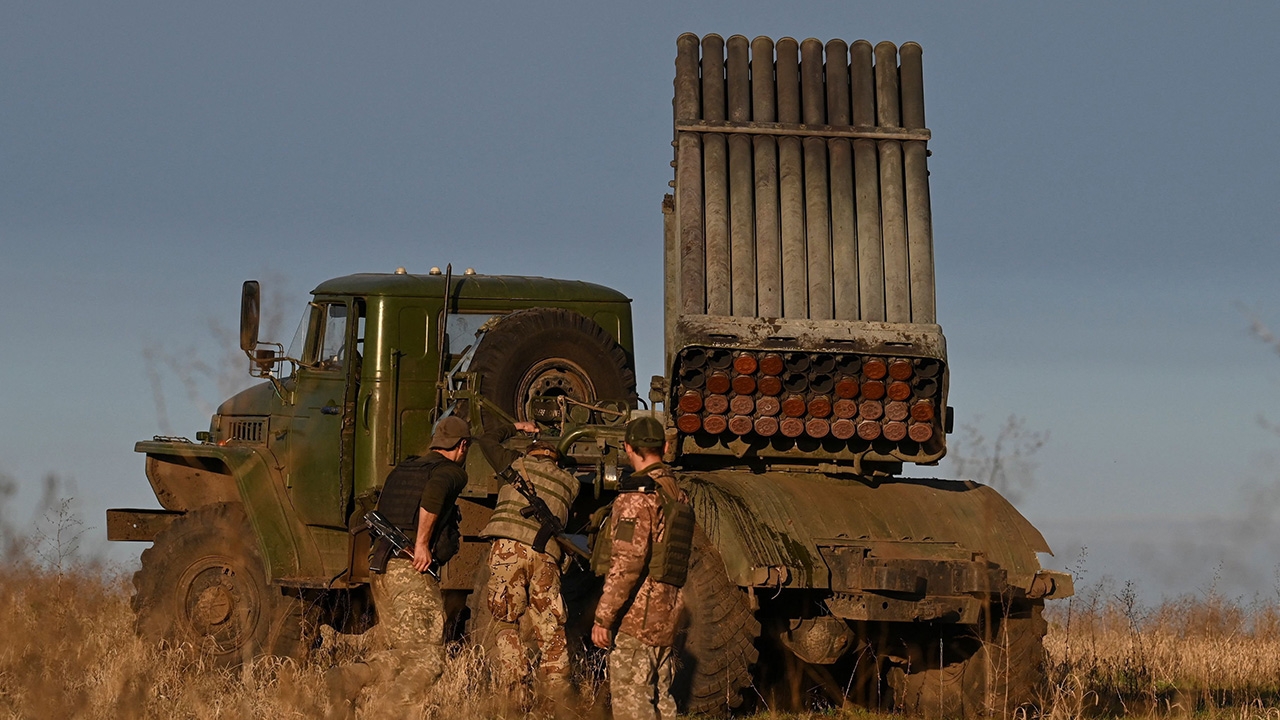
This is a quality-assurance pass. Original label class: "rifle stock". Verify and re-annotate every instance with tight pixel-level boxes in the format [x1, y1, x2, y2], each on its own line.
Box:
[365, 510, 439, 578]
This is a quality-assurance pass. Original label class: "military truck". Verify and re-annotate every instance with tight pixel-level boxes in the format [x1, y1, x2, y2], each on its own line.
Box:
[107, 34, 1071, 715]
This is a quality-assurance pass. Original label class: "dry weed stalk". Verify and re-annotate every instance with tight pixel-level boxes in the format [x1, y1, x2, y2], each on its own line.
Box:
[9, 546, 1280, 718]
[1044, 576, 1280, 718]
[0, 563, 610, 719]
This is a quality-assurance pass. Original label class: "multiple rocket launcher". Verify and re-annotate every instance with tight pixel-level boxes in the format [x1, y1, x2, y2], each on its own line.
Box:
[673, 346, 943, 448]
[664, 34, 950, 464]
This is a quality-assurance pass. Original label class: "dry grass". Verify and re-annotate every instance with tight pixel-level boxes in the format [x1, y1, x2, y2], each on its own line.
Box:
[0, 560, 608, 719]
[1042, 578, 1280, 719]
[8, 557, 1280, 719]
[0, 562, 333, 719]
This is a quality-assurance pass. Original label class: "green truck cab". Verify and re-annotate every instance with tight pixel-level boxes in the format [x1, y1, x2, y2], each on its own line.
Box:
[110, 269, 637, 659]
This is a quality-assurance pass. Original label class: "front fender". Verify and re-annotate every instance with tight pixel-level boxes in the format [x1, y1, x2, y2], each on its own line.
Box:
[134, 440, 323, 582]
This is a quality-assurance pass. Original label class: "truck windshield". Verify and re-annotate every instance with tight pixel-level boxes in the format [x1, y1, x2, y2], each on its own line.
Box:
[288, 302, 350, 371]
[286, 311, 308, 365]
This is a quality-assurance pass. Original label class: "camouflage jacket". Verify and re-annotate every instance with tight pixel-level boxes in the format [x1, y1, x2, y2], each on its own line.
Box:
[594, 463, 687, 647]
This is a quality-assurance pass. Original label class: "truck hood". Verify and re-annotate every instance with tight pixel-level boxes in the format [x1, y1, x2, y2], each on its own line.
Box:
[216, 380, 279, 416]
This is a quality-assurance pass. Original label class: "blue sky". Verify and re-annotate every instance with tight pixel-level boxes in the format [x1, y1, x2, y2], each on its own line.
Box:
[3, 1, 1279, 599]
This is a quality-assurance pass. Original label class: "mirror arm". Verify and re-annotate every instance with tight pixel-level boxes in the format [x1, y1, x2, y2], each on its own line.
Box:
[242, 345, 296, 405]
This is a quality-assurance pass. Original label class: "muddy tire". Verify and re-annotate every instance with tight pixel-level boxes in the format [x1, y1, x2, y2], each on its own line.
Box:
[131, 503, 317, 665]
[676, 529, 761, 714]
[888, 603, 1047, 718]
[464, 308, 635, 425]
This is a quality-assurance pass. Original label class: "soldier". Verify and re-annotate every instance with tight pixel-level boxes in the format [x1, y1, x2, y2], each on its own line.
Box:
[591, 416, 695, 720]
[326, 415, 475, 718]
[476, 433, 580, 708]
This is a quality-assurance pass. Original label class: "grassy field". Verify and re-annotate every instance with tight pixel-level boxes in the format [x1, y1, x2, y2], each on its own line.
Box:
[4, 555, 1280, 719]
[1041, 577, 1280, 719]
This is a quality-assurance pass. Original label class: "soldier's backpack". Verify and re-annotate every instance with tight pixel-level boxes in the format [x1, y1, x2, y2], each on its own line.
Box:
[588, 475, 696, 587]
[649, 485, 695, 586]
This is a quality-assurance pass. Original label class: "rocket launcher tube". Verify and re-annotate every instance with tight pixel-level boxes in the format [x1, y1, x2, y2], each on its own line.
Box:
[701, 35, 731, 317]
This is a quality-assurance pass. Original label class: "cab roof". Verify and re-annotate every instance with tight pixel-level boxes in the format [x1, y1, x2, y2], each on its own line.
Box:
[312, 272, 631, 304]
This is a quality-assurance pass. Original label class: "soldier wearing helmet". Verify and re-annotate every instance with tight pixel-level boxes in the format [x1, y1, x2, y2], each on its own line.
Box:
[592, 415, 695, 720]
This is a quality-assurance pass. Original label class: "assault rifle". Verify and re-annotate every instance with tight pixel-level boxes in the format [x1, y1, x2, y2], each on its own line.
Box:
[495, 463, 591, 561]
[364, 509, 440, 578]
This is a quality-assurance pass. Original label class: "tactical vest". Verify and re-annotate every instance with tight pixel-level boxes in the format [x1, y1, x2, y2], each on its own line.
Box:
[480, 457, 578, 559]
[589, 470, 696, 587]
[372, 454, 460, 566]
[649, 485, 695, 586]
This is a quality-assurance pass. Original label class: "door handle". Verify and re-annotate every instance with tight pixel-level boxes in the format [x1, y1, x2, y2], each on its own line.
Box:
[321, 405, 341, 415]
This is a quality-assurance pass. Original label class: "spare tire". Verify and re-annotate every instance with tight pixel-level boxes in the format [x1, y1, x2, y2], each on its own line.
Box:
[464, 308, 636, 425]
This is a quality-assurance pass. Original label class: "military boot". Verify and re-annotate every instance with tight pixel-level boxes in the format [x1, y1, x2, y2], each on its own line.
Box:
[325, 662, 374, 720]
[532, 671, 576, 720]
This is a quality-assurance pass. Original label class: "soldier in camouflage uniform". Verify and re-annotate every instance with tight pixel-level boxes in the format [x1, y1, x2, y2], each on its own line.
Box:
[326, 415, 478, 719]
[477, 437, 580, 705]
[592, 416, 693, 720]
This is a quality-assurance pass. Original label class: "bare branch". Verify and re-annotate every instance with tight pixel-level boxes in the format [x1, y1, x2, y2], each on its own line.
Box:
[949, 414, 1048, 503]
[1243, 308, 1280, 360]
[142, 272, 299, 432]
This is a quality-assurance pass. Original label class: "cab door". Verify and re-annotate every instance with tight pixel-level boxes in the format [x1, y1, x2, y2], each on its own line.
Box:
[285, 298, 363, 529]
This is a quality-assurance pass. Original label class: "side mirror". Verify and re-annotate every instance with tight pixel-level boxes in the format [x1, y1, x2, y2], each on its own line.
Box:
[240, 280, 261, 352]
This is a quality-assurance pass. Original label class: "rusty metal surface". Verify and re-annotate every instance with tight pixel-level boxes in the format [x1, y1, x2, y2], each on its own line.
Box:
[143, 453, 240, 512]
[779, 616, 857, 665]
[106, 508, 181, 541]
[670, 315, 949, 464]
[826, 591, 982, 623]
[1030, 569, 1075, 600]
[674, 314, 946, 360]
[682, 470, 1051, 594]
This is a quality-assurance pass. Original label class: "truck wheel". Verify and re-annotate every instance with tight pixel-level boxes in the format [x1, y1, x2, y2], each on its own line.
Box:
[131, 503, 316, 665]
[888, 603, 1046, 718]
[677, 529, 761, 715]
[465, 308, 636, 424]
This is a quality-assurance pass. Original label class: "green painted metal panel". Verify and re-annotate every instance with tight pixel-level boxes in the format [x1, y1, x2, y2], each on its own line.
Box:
[312, 273, 634, 356]
[683, 470, 1051, 591]
[133, 441, 328, 581]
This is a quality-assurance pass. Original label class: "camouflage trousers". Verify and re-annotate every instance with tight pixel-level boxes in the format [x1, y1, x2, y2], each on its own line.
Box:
[608, 631, 677, 720]
[486, 538, 570, 692]
[366, 557, 446, 693]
